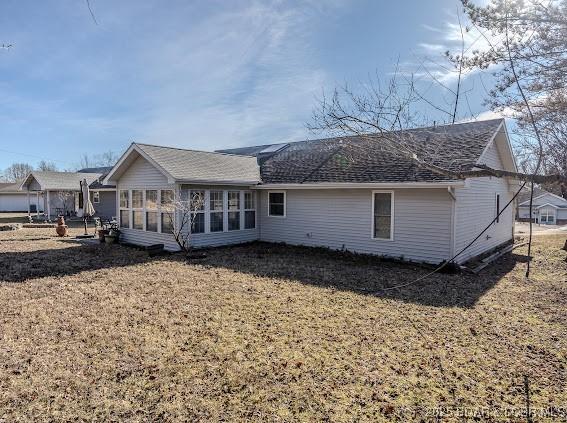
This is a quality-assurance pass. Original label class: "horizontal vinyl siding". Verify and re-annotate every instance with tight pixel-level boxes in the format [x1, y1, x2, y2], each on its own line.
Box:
[92, 190, 116, 219]
[0, 193, 41, 212]
[454, 141, 514, 263]
[259, 188, 453, 264]
[119, 156, 169, 188]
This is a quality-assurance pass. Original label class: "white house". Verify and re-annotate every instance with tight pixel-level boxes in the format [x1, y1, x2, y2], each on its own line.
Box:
[19, 169, 116, 220]
[104, 119, 519, 265]
[0, 182, 42, 212]
[517, 189, 567, 225]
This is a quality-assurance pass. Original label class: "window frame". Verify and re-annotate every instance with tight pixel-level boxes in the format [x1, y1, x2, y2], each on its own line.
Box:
[209, 190, 224, 232]
[189, 190, 205, 234]
[267, 191, 286, 218]
[92, 191, 100, 204]
[244, 191, 256, 229]
[371, 190, 394, 241]
[119, 190, 131, 229]
[159, 189, 175, 234]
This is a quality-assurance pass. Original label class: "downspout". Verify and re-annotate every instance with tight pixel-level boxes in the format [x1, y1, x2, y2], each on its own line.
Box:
[448, 186, 457, 260]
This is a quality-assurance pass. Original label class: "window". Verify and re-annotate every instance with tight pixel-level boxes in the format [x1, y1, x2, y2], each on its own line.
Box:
[190, 190, 205, 234]
[210, 191, 224, 232]
[495, 194, 500, 223]
[119, 190, 130, 228]
[160, 190, 175, 234]
[146, 211, 158, 232]
[146, 190, 158, 209]
[132, 211, 143, 230]
[161, 213, 174, 234]
[132, 190, 143, 209]
[120, 190, 129, 208]
[92, 191, 100, 204]
[228, 191, 240, 231]
[372, 192, 393, 240]
[161, 190, 174, 207]
[120, 210, 130, 229]
[268, 191, 286, 217]
[244, 191, 256, 229]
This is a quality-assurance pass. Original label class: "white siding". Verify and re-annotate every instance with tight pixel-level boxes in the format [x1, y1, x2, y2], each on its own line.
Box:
[454, 141, 514, 263]
[0, 193, 41, 212]
[259, 188, 454, 264]
[119, 155, 170, 188]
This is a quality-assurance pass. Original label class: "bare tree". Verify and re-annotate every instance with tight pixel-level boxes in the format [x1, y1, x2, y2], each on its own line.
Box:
[163, 190, 205, 256]
[37, 160, 58, 172]
[56, 191, 75, 217]
[78, 150, 119, 169]
[2, 163, 34, 182]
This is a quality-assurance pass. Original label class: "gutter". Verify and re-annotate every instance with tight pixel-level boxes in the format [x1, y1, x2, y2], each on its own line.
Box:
[252, 181, 465, 190]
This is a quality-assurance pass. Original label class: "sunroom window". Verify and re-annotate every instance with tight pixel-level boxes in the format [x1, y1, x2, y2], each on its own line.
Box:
[210, 191, 224, 232]
[228, 191, 240, 231]
[244, 191, 256, 229]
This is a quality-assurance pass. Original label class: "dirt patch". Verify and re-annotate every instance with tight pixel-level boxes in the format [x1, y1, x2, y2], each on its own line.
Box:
[0, 229, 566, 421]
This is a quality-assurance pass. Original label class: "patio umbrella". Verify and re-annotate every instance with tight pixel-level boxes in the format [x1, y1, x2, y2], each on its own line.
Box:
[81, 178, 96, 236]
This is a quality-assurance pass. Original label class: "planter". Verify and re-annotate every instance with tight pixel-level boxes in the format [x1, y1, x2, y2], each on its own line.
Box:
[55, 216, 68, 237]
[104, 235, 117, 244]
[98, 229, 110, 243]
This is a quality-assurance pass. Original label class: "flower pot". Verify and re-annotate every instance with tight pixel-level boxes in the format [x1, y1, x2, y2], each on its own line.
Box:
[104, 235, 117, 244]
[55, 216, 68, 237]
[98, 229, 110, 243]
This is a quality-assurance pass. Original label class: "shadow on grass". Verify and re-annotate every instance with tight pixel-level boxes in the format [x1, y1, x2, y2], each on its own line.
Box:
[0, 240, 154, 283]
[0, 238, 525, 308]
[199, 242, 525, 308]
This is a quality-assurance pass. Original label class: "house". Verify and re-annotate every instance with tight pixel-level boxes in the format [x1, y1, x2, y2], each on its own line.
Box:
[517, 188, 567, 225]
[0, 181, 43, 212]
[103, 118, 518, 264]
[19, 168, 116, 220]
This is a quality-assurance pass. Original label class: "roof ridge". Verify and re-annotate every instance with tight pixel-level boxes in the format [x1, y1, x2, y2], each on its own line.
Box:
[222, 118, 505, 154]
[134, 142, 256, 159]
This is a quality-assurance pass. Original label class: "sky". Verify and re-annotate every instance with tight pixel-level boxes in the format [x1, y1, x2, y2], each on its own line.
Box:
[0, 0, 499, 171]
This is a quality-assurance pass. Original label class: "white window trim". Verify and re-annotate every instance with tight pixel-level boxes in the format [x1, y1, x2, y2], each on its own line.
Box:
[159, 188, 175, 234]
[267, 190, 286, 218]
[92, 191, 100, 204]
[371, 190, 394, 241]
[119, 189, 131, 229]
[131, 189, 144, 231]
[244, 190, 256, 229]
[189, 189, 206, 234]
[145, 189, 159, 233]
[227, 190, 241, 231]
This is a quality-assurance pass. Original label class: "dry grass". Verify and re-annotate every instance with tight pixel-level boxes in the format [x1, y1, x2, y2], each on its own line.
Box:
[0, 227, 565, 422]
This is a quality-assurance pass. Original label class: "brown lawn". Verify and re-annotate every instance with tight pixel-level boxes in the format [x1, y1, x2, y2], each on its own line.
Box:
[0, 226, 565, 422]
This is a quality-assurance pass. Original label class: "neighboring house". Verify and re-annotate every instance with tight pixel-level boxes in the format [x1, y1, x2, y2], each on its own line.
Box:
[517, 188, 567, 225]
[19, 168, 117, 220]
[0, 181, 43, 212]
[104, 119, 518, 265]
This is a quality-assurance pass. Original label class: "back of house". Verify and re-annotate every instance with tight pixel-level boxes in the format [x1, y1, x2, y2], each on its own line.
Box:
[104, 118, 519, 265]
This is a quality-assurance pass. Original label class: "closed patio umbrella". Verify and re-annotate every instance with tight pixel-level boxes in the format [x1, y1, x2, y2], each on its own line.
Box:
[80, 178, 95, 236]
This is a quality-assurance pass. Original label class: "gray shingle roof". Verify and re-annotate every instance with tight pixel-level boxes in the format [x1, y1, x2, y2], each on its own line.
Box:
[135, 143, 260, 183]
[218, 119, 504, 184]
[22, 172, 102, 191]
[0, 181, 24, 193]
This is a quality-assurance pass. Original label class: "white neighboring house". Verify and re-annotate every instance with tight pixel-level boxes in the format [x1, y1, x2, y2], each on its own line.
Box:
[517, 190, 567, 225]
[19, 170, 116, 220]
[104, 119, 519, 265]
[0, 181, 43, 212]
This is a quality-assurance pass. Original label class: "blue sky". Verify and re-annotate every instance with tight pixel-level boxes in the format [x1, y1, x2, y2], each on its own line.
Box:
[0, 0, 497, 170]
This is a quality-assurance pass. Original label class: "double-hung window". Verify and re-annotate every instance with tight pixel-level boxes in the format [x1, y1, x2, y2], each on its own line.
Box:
[190, 190, 205, 234]
[160, 189, 175, 234]
[268, 191, 286, 217]
[372, 191, 393, 240]
[228, 191, 240, 231]
[244, 191, 256, 229]
[92, 191, 100, 204]
[210, 191, 224, 232]
[119, 190, 130, 229]
[131, 190, 144, 230]
[146, 190, 158, 232]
